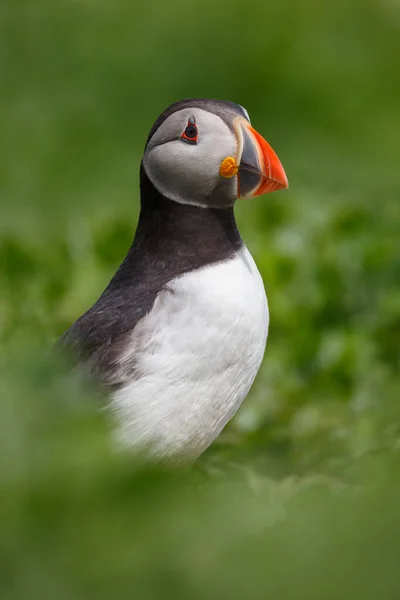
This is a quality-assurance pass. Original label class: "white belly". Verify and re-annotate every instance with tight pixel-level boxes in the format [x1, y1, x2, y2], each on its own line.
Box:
[111, 246, 269, 461]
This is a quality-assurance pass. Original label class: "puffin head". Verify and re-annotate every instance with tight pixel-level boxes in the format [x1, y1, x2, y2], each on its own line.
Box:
[142, 98, 288, 209]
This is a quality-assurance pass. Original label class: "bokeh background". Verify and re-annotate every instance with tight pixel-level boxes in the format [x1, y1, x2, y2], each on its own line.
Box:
[1, 0, 400, 598]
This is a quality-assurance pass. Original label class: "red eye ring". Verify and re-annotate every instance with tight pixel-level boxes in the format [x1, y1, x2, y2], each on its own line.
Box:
[181, 122, 198, 143]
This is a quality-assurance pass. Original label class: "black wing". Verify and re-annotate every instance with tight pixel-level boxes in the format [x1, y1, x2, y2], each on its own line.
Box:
[56, 285, 160, 388]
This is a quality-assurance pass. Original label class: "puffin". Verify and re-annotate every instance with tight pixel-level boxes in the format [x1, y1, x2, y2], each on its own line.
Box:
[59, 98, 288, 463]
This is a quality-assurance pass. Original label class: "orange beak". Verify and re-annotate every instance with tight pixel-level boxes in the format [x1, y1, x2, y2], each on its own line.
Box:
[235, 118, 288, 198]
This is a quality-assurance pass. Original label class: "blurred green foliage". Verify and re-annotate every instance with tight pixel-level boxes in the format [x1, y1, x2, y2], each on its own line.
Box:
[1, 0, 400, 597]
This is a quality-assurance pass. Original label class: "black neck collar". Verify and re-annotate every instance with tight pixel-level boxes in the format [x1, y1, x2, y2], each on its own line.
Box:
[109, 165, 242, 289]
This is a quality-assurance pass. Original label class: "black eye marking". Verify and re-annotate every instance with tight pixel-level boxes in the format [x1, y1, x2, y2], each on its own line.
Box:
[181, 117, 198, 144]
[184, 125, 197, 139]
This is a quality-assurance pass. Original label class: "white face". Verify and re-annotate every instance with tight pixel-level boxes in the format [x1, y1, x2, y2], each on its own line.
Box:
[143, 108, 239, 208]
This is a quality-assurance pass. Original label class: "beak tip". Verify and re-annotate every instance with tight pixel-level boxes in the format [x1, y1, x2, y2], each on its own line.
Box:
[260, 165, 288, 195]
[280, 172, 289, 190]
[269, 154, 289, 192]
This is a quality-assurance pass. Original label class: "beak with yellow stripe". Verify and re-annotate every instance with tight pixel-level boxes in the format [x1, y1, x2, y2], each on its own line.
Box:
[220, 117, 288, 199]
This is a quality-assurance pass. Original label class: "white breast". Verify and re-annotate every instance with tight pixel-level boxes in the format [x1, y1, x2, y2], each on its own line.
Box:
[111, 246, 269, 462]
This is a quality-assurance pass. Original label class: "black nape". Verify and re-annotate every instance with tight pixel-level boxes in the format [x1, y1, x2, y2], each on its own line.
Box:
[109, 163, 243, 287]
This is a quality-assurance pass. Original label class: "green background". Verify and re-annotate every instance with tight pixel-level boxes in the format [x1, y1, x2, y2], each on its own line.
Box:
[1, 0, 400, 598]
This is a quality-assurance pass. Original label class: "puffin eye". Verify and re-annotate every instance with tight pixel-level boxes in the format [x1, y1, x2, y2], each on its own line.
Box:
[181, 122, 198, 144]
